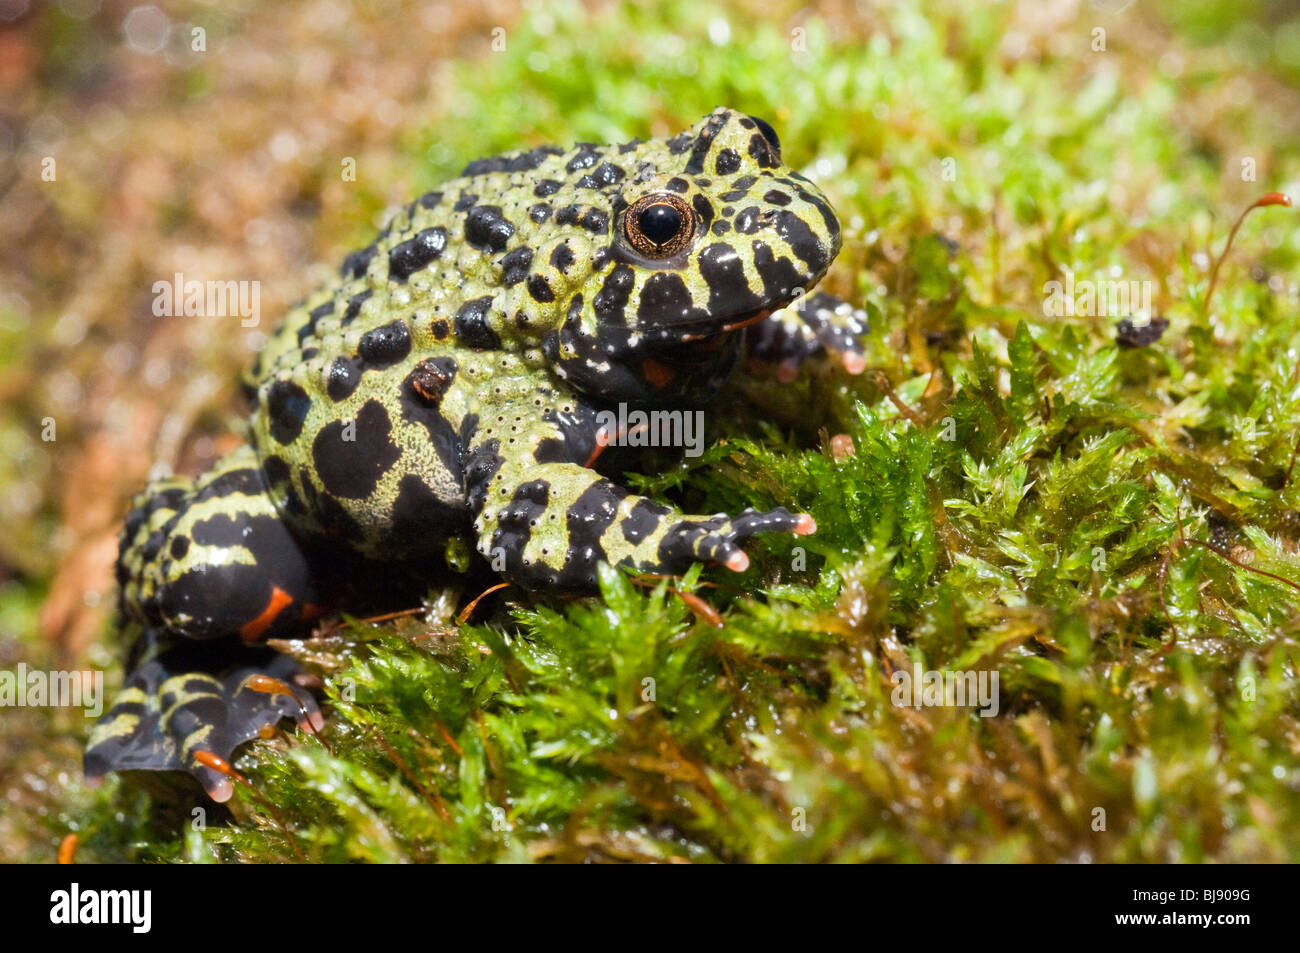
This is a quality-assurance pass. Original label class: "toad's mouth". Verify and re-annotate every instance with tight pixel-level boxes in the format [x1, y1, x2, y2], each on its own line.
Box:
[617, 302, 788, 350]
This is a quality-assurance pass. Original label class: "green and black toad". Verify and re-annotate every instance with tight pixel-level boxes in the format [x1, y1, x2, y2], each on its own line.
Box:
[85, 108, 869, 800]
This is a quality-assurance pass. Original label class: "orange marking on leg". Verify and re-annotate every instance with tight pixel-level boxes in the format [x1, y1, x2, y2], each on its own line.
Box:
[641, 358, 675, 389]
[240, 586, 295, 642]
[57, 833, 78, 865]
[721, 308, 771, 333]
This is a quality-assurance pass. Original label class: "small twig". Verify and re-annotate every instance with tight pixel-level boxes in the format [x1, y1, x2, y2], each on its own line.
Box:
[370, 726, 450, 822]
[1203, 191, 1291, 316]
[456, 582, 511, 624]
[871, 370, 927, 427]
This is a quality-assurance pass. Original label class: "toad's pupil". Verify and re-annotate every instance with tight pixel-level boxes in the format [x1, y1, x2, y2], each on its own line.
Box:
[638, 203, 682, 245]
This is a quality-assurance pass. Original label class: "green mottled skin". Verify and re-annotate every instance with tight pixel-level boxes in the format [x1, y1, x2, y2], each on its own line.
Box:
[87, 108, 869, 798]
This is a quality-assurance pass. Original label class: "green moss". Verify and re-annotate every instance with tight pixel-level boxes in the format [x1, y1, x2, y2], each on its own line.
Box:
[24, 0, 1300, 862]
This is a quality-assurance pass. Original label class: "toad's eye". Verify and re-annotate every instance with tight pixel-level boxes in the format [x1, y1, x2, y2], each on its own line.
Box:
[624, 193, 696, 258]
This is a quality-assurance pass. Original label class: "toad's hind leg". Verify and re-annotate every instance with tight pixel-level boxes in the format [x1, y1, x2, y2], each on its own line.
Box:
[87, 446, 326, 800]
[84, 629, 322, 801]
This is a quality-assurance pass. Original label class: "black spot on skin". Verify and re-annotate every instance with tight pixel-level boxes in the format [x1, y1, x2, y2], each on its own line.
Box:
[698, 243, 764, 315]
[692, 194, 714, 231]
[464, 438, 503, 514]
[430, 318, 451, 340]
[170, 536, 190, 559]
[312, 400, 401, 499]
[418, 191, 443, 209]
[341, 290, 372, 325]
[461, 145, 563, 177]
[748, 133, 779, 168]
[683, 112, 729, 176]
[763, 190, 791, 206]
[804, 192, 840, 246]
[559, 480, 628, 585]
[565, 143, 601, 172]
[358, 319, 413, 370]
[261, 455, 291, 487]
[594, 263, 634, 325]
[489, 480, 550, 570]
[618, 138, 643, 154]
[666, 177, 690, 193]
[636, 272, 709, 325]
[774, 209, 825, 269]
[533, 179, 562, 197]
[589, 162, 625, 186]
[565, 293, 584, 327]
[711, 220, 732, 235]
[406, 357, 457, 403]
[550, 243, 575, 273]
[533, 438, 568, 464]
[454, 296, 501, 349]
[714, 148, 741, 176]
[327, 356, 363, 401]
[621, 498, 672, 544]
[731, 175, 757, 192]
[196, 465, 265, 501]
[387, 474, 465, 552]
[313, 490, 365, 541]
[752, 240, 806, 301]
[500, 247, 534, 286]
[340, 243, 377, 279]
[454, 193, 478, 212]
[527, 274, 555, 303]
[529, 204, 552, 224]
[299, 302, 333, 347]
[720, 190, 747, 202]
[464, 205, 515, 253]
[734, 206, 764, 235]
[748, 116, 781, 155]
[555, 204, 609, 235]
[266, 379, 312, 444]
[388, 227, 448, 281]
[667, 131, 692, 154]
[301, 347, 318, 360]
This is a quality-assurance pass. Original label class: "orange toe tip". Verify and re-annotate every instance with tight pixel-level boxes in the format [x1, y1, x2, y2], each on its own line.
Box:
[795, 514, 817, 535]
[842, 352, 867, 375]
[725, 551, 750, 572]
[207, 779, 234, 803]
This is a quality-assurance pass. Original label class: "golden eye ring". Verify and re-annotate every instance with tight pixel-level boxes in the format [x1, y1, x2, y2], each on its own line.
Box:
[624, 192, 696, 258]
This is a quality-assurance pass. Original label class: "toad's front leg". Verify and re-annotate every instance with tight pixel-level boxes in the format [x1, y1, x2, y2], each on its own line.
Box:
[466, 418, 814, 591]
[744, 291, 871, 381]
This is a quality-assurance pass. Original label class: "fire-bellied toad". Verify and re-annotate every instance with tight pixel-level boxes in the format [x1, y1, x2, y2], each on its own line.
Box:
[86, 107, 869, 799]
